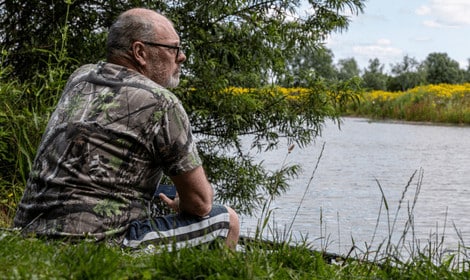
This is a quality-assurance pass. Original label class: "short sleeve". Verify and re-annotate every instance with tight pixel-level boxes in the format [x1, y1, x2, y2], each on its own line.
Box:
[154, 102, 202, 176]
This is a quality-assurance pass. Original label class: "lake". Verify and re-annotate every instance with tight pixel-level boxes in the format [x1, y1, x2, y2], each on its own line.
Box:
[240, 117, 470, 257]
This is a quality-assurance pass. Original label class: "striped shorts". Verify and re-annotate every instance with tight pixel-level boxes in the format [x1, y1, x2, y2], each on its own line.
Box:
[122, 204, 230, 251]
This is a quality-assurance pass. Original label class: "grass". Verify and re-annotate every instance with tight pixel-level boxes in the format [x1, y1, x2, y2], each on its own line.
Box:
[0, 230, 324, 279]
[1, 226, 469, 279]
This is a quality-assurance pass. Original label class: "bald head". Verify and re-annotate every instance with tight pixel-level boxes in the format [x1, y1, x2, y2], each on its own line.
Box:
[106, 8, 176, 61]
[121, 8, 171, 28]
[105, 8, 185, 88]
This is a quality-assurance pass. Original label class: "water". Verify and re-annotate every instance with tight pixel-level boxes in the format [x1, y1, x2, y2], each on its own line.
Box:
[240, 117, 470, 256]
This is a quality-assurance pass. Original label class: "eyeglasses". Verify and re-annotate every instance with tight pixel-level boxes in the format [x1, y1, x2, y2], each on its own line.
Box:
[141, 41, 181, 60]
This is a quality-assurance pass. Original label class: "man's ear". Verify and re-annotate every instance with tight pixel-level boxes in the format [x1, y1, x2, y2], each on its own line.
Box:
[130, 41, 148, 67]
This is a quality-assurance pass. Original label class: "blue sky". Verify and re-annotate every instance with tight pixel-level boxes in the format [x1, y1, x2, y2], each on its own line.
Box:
[312, 0, 470, 72]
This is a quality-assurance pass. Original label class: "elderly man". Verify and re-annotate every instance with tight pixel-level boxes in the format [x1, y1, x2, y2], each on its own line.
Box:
[13, 8, 239, 250]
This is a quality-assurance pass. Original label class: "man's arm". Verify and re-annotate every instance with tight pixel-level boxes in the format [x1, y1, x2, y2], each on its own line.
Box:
[160, 166, 213, 217]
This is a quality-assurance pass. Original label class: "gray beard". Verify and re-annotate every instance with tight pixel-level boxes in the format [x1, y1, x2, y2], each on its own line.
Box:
[165, 73, 180, 88]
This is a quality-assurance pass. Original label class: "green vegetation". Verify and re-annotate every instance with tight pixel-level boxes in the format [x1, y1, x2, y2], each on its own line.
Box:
[1, 229, 468, 279]
[347, 84, 470, 124]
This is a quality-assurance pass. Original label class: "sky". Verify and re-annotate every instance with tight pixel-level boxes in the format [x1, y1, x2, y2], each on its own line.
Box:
[315, 0, 470, 73]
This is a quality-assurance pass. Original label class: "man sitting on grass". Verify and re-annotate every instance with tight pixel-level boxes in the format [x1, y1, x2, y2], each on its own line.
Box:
[13, 8, 240, 251]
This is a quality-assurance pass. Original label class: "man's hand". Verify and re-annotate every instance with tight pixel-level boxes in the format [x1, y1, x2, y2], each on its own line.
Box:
[159, 192, 180, 213]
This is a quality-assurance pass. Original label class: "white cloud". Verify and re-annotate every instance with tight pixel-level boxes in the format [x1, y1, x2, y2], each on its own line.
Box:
[353, 44, 402, 58]
[422, 20, 445, 28]
[418, 0, 470, 27]
[351, 39, 403, 67]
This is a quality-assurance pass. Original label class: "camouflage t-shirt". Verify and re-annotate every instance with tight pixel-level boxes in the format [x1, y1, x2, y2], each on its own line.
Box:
[13, 62, 202, 242]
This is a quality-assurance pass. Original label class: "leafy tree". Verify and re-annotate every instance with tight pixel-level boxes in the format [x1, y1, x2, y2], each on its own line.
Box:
[387, 55, 425, 91]
[336, 57, 361, 81]
[462, 59, 470, 83]
[0, 0, 366, 215]
[361, 58, 387, 90]
[281, 46, 338, 87]
[0, 0, 126, 80]
[423, 52, 463, 84]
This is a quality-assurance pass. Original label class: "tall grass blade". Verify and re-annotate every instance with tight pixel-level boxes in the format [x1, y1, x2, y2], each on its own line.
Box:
[287, 142, 325, 234]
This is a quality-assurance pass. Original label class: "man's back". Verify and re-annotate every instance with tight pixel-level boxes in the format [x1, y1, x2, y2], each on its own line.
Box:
[13, 62, 202, 242]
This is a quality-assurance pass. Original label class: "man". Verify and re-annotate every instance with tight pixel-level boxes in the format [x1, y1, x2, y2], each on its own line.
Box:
[13, 8, 240, 250]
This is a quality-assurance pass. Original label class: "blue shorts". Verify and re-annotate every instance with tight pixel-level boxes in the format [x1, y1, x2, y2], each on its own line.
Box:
[123, 204, 230, 250]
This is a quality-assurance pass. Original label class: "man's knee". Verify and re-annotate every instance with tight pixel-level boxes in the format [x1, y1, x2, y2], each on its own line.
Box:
[225, 206, 240, 231]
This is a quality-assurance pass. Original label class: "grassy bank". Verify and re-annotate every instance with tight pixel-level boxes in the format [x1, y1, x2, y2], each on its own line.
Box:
[1, 229, 469, 279]
[347, 83, 470, 125]
[218, 83, 470, 125]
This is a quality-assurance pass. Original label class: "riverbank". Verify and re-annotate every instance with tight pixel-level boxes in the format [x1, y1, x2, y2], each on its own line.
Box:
[347, 83, 470, 125]
[344, 115, 470, 127]
[1, 229, 468, 279]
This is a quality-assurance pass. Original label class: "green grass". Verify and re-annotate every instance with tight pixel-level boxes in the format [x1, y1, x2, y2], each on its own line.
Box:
[1, 229, 469, 279]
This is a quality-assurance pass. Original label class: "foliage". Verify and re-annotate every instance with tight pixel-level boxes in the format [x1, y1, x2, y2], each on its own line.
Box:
[387, 55, 426, 91]
[347, 83, 470, 124]
[330, 52, 469, 92]
[423, 53, 464, 85]
[1, 0, 366, 87]
[336, 57, 361, 81]
[0, 0, 130, 80]
[281, 46, 338, 86]
[362, 58, 387, 90]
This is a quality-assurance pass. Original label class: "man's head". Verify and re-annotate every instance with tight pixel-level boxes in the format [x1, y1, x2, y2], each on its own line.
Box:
[106, 8, 186, 88]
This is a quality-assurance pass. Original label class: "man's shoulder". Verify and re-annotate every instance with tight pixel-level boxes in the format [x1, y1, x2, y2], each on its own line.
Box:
[67, 64, 97, 82]
[100, 62, 180, 104]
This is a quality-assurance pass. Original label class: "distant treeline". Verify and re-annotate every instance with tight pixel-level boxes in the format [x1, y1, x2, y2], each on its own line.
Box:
[280, 48, 469, 93]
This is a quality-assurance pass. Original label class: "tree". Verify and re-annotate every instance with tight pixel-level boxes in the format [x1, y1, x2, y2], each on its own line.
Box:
[387, 55, 425, 91]
[462, 59, 470, 83]
[361, 58, 387, 90]
[1, 0, 366, 214]
[281, 46, 338, 87]
[336, 58, 361, 81]
[423, 52, 463, 84]
[0, 0, 125, 80]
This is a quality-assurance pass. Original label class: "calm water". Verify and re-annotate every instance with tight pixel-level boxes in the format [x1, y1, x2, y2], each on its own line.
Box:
[240, 117, 470, 255]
